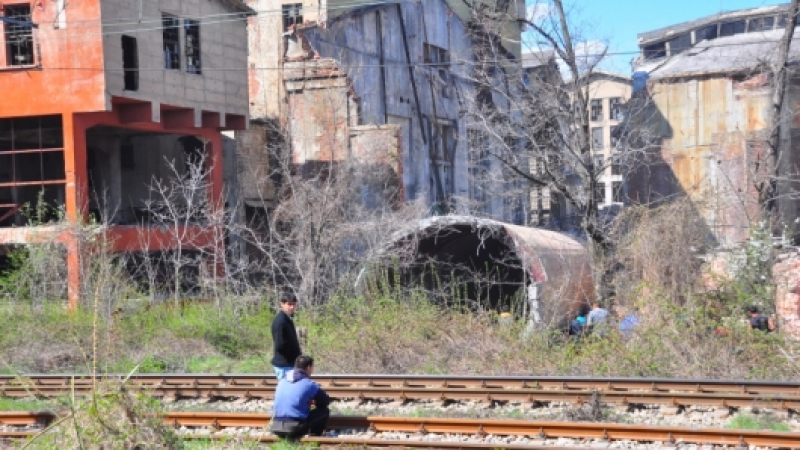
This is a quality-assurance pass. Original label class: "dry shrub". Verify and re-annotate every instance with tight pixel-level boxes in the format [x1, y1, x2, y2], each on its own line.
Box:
[25, 382, 181, 450]
[610, 199, 711, 306]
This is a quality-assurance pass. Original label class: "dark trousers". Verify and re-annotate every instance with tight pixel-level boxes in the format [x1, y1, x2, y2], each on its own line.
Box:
[272, 407, 330, 439]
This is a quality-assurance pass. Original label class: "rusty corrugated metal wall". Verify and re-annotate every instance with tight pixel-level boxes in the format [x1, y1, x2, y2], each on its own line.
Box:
[627, 75, 788, 246]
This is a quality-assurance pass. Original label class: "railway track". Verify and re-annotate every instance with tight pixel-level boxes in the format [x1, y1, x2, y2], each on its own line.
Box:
[3, 411, 799, 448]
[2, 374, 800, 410]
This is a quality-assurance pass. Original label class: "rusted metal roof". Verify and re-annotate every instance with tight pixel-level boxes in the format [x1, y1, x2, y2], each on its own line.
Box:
[365, 215, 594, 312]
[636, 29, 800, 80]
[637, 4, 787, 45]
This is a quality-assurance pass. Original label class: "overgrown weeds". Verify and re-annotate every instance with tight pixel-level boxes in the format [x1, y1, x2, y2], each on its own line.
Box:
[0, 290, 797, 379]
[24, 382, 182, 449]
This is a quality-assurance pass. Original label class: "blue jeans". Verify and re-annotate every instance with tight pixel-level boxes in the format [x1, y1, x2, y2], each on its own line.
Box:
[274, 366, 293, 379]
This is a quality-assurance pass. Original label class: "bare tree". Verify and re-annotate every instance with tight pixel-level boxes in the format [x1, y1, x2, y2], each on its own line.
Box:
[457, 0, 653, 297]
[762, 0, 800, 224]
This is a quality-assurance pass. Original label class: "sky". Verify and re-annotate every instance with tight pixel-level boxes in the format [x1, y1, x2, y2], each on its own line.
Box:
[525, 0, 786, 74]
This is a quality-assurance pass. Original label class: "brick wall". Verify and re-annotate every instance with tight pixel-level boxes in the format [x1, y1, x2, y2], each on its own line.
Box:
[773, 251, 800, 339]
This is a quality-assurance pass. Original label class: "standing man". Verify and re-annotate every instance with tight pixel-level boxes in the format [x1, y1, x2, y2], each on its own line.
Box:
[271, 291, 302, 379]
[271, 355, 331, 439]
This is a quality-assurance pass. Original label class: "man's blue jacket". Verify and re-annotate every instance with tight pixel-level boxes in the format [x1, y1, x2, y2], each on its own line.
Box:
[273, 369, 330, 420]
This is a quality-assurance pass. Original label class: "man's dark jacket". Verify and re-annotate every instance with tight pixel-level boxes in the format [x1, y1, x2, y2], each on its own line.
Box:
[271, 310, 302, 367]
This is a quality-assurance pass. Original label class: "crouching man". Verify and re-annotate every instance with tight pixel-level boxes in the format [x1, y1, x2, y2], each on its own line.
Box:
[271, 355, 331, 439]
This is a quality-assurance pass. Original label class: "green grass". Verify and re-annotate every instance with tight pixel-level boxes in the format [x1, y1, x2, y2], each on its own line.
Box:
[0, 396, 59, 411]
[727, 413, 791, 432]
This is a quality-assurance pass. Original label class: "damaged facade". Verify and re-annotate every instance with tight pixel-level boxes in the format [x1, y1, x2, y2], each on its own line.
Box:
[0, 0, 252, 307]
[240, 0, 528, 223]
[626, 4, 800, 247]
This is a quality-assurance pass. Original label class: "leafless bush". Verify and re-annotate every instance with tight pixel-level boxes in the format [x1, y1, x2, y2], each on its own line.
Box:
[609, 199, 711, 306]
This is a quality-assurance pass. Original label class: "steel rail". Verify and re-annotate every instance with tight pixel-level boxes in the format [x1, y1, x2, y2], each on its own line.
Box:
[4, 411, 799, 447]
[3, 380, 800, 410]
[4, 374, 800, 394]
[165, 413, 800, 447]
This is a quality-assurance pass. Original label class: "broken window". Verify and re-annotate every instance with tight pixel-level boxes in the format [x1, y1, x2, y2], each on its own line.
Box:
[185, 19, 201, 75]
[162, 15, 181, 70]
[720, 20, 746, 37]
[609, 97, 623, 121]
[695, 24, 718, 42]
[610, 125, 621, 148]
[668, 33, 691, 55]
[4, 4, 34, 66]
[643, 42, 666, 60]
[0, 115, 66, 227]
[282, 4, 302, 31]
[748, 16, 775, 32]
[590, 99, 603, 122]
[591, 127, 604, 149]
[121, 36, 139, 91]
[423, 43, 450, 67]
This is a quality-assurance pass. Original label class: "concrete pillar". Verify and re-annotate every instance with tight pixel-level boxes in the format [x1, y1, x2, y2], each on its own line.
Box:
[63, 112, 88, 311]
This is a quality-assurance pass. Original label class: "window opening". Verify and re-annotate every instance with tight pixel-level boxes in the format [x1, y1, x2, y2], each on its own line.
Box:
[612, 181, 623, 203]
[162, 15, 181, 70]
[611, 154, 622, 176]
[593, 154, 605, 174]
[423, 43, 450, 67]
[643, 42, 666, 60]
[185, 19, 201, 74]
[593, 181, 606, 206]
[668, 33, 691, 55]
[748, 16, 775, 32]
[591, 127, 604, 149]
[0, 115, 66, 227]
[720, 20, 746, 37]
[282, 4, 302, 31]
[4, 4, 34, 66]
[610, 125, 621, 148]
[695, 24, 718, 42]
[121, 35, 139, 91]
[468, 130, 491, 214]
[609, 97, 623, 121]
[590, 99, 603, 122]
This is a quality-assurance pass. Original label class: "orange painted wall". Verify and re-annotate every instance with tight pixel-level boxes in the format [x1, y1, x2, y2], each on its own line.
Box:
[0, 0, 107, 117]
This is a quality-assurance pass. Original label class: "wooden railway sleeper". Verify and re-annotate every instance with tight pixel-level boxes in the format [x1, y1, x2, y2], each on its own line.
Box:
[475, 424, 486, 438]
[667, 432, 674, 445]
[537, 426, 545, 438]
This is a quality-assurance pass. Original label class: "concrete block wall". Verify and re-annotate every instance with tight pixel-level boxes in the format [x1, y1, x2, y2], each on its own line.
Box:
[101, 0, 249, 116]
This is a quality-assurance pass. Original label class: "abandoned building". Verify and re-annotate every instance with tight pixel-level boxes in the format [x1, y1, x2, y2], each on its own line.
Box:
[238, 0, 528, 224]
[0, 0, 253, 307]
[522, 51, 631, 233]
[626, 4, 800, 247]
